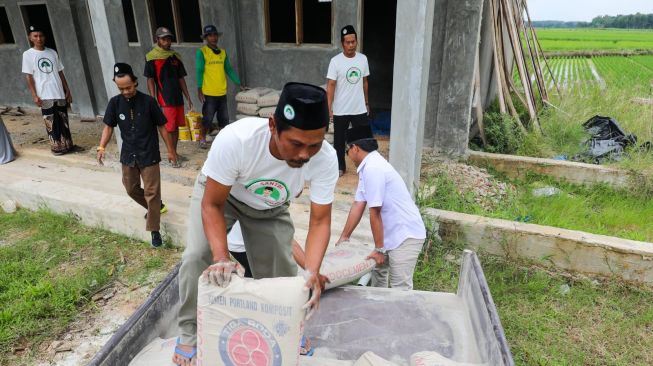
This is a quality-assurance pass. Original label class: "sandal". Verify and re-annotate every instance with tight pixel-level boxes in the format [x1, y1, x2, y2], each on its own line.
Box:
[173, 337, 197, 365]
[199, 140, 210, 149]
[300, 335, 314, 356]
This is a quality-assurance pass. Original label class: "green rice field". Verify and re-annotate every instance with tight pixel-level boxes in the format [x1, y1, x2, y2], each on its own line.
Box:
[542, 54, 653, 92]
[536, 28, 653, 52]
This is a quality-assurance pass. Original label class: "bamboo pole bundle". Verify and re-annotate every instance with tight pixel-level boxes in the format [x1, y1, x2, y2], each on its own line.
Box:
[485, 0, 548, 134]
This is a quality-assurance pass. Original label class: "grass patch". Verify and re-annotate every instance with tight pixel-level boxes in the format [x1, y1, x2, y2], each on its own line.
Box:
[0, 209, 180, 360]
[419, 170, 653, 242]
[414, 228, 653, 365]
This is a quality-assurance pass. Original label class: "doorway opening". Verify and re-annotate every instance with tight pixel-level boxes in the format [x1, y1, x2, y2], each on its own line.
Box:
[362, 0, 397, 135]
[21, 4, 57, 50]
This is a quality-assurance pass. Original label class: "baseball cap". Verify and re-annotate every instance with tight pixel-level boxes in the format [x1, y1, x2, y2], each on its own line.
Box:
[155, 27, 174, 39]
[202, 25, 223, 38]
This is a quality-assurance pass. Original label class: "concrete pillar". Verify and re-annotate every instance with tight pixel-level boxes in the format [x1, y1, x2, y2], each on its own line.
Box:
[432, 0, 484, 156]
[389, 0, 436, 195]
[86, 0, 122, 150]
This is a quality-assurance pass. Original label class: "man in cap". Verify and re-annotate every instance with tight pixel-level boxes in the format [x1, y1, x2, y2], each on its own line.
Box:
[326, 25, 370, 176]
[196, 24, 244, 149]
[336, 124, 426, 290]
[144, 27, 192, 165]
[97, 63, 177, 248]
[22, 25, 76, 155]
[173, 82, 338, 364]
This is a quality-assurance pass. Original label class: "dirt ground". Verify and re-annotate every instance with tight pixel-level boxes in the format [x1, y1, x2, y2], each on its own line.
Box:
[32, 279, 166, 366]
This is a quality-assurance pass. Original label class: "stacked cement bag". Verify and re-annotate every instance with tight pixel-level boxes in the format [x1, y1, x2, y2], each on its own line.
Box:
[197, 275, 308, 365]
[257, 89, 281, 118]
[235, 87, 272, 117]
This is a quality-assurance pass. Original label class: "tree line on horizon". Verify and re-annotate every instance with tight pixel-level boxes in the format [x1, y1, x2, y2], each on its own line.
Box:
[533, 13, 653, 29]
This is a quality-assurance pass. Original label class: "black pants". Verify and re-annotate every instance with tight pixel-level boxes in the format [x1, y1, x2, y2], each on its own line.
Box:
[202, 95, 229, 129]
[333, 113, 368, 172]
[230, 250, 252, 278]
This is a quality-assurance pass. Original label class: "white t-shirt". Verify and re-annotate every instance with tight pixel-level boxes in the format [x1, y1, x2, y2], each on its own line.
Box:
[21, 48, 66, 100]
[326, 52, 369, 116]
[227, 221, 245, 253]
[202, 117, 339, 210]
[355, 151, 426, 250]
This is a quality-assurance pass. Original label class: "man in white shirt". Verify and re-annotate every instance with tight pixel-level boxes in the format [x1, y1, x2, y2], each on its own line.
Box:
[326, 25, 370, 177]
[336, 125, 426, 290]
[21, 25, 75, 155]
[174, 83, 338, 364]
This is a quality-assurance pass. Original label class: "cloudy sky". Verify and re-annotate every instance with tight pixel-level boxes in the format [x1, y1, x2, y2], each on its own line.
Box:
[528, 0, 653, 21]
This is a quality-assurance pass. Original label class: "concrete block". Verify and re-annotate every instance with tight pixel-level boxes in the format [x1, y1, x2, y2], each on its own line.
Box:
[426, 208, 653, 285]
[467, 150, 631, 187]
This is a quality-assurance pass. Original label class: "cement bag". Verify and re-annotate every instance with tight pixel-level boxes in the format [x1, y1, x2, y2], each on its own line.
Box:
[259, 106, 276, 118]
[236, 114, 251, 121]
[257, 90, 281, 107]
[300, 356, 355, 365]
[235, 87, 273, 103]
[237, 102, 260, 116]
[197, 275, 308, 366]
[410, 352, 487, 366]
[129, 337, 176, 366]
[353, 351, 399, 366]
[320, 241, 375, 290]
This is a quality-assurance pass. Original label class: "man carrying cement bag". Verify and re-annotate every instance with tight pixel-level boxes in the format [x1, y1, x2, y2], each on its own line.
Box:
[174, 82, 338, 365]
[336, 125, 426, 290]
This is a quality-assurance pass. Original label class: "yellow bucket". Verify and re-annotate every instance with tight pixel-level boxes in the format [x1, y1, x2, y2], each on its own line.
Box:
[185, 111, 202, 130]
[178, 127, 191, 141]
[191, 128, 201, 142]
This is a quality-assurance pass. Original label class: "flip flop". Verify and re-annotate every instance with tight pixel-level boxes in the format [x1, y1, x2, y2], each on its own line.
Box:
[173, 337, 197, 366]
[300, 335, 314, 356]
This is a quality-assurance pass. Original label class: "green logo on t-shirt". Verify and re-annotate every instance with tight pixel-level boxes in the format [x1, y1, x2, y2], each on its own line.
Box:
[245, 178, 290, 207]
[346, 67, 362, 84]
[37, 57, 54, 74]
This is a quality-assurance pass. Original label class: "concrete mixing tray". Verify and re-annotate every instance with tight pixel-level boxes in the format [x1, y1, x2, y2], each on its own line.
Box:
[88, 250, 513, 365]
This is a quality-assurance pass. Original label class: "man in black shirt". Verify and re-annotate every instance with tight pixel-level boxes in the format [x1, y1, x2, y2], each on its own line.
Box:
[97, 63, 177, 247]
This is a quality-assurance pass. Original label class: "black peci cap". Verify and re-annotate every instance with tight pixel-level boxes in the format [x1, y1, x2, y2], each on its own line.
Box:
[340, 25, 357, 41]
[113, 62, 135, 78]
[274, 82, 329, 131]
[27, 25, 44, 34]
[346, 124, 375, 145]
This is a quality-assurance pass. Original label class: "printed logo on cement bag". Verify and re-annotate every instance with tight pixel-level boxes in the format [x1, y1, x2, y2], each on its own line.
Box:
[219, 318, 283, 366]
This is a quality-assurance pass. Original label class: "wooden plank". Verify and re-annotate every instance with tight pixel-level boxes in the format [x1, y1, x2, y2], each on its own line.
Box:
[295, 0, 303, 45]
